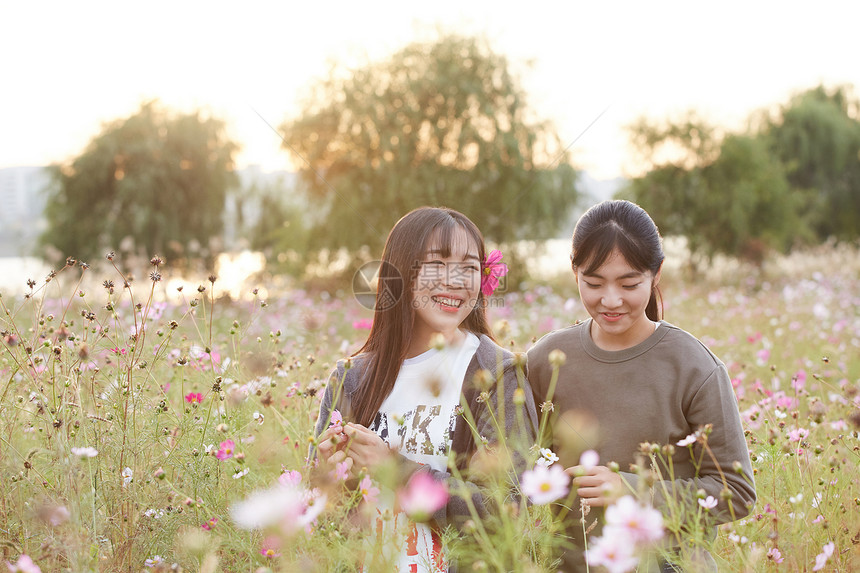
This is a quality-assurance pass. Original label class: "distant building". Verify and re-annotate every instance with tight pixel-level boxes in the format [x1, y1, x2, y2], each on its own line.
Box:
[0, 166, 49, 257]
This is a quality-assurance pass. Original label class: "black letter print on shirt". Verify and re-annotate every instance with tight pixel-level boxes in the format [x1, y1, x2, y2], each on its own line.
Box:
[404, 404, 441, 455]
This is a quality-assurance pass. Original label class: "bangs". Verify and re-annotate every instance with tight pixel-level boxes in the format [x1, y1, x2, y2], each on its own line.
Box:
[424, 218, 482, 260]
[574, 222, 653, 274]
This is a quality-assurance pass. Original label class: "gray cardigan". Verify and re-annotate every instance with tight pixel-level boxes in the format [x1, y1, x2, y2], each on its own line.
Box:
[312, 334, 539, 529]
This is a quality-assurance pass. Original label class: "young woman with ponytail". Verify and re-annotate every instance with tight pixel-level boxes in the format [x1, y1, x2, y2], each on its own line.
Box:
[527, 200, 755, 571]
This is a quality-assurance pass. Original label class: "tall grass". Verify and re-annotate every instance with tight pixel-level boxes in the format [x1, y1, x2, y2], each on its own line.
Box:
[0, 244, 858, 572]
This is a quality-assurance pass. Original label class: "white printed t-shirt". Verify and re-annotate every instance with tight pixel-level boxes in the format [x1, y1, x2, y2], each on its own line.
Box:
[367, 331, 480, 572]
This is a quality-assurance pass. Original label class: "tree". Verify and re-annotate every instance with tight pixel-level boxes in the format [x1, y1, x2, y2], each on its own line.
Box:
[623, 116, 801, 264]
[762, 85, 860, 241]
[41, 101, 238, 264]
[279, 34, 579, 255]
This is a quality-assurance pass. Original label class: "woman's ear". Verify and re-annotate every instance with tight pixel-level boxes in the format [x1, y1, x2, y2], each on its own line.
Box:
[653, 263, 664, 286]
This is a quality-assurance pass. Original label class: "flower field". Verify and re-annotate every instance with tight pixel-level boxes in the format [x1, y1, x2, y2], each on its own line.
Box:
[1, 244, 858, 572]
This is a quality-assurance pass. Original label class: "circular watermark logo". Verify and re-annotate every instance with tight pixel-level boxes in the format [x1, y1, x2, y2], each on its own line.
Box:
[352, 260, 402, 311]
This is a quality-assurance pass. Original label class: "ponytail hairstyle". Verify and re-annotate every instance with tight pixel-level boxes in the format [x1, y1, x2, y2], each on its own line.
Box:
[350, 207, 494, 427]
[571, 200, 664, 321]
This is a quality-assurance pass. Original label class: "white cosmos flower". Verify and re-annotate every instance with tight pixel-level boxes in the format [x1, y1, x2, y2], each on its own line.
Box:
[231, 484, 307, 531]
[71, 446, 99, 458]
[535, 448, 559, 467]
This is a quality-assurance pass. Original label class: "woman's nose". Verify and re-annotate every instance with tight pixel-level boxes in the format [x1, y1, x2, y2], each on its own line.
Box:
[601, 288, 622, 308]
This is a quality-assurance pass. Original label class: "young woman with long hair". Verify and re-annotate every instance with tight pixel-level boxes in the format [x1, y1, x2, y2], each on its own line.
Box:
[313, 206, 537, 572]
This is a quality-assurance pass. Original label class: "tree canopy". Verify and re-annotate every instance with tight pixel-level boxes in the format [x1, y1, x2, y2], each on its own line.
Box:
[624, 116, 799, 264]
[279, 34, 579, 255]
[41, 101, 238, 264]
[624, 85, 859, 263]
[762, 85, 860, 241]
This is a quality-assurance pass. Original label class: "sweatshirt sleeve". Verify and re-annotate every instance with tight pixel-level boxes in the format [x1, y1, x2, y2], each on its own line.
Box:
[308, 363, 348, 462]
[622, 364, 756, 524]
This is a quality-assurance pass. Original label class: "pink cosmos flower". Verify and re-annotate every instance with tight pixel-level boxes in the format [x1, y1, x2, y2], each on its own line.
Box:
[6, 555, 41, 573]
[766, 547, 784, 563]
[698, 496, 718, 510]
[201, 517, 218, 531]
[788, 428, 809, 442]
[278, 470, 302, 487]
[184, 392, 204, 404]
[812, 541, 835, 571]
[359, 475, 380, 504]
[585, 532, 639, 573]
[398, 472, 449, 522]
[260, 536, 282, 559]
[216, 439, 235, 461]
[481, 249, 508, 297]
[329, 410, 343, 427]
[792, 370, 807, 391]
[352, 318, 373, 330]
[297, 489, 327, 534]
[604, 496, 664, 545]
[579, 449, 599, 470]
[333, 461, 350, 481]
[521, 464, 570, 505]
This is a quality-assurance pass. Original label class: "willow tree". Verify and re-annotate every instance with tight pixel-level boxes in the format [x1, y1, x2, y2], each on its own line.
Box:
[41, 101, 238, 264]
[279, 34, 579, 254]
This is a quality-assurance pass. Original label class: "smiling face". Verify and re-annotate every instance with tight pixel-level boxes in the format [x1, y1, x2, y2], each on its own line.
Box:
[409, 225, 481, 354]
[575, 247, 661, 351]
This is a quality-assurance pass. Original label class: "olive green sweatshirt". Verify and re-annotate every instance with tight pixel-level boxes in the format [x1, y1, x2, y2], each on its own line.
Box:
[527, 320, 755, 571]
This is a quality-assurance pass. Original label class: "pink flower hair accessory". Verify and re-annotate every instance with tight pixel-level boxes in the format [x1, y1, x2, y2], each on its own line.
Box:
[481, 249, 508, 297]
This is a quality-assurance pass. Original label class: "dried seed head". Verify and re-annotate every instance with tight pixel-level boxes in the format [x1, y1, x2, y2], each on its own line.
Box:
[150, 255, 164, 266]
[106, 251, 115, 260]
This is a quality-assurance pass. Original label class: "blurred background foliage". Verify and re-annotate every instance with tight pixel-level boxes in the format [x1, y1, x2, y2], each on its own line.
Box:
[36, 35, 860, 285]
[41, 102, 238, 268]
[623, 85, 860, 268]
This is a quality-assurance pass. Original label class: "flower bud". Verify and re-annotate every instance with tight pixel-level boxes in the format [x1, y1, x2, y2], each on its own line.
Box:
[513, 388, 525, 405]
[512, 352, 527, 370]
[548, 349, 567, 367]
[473, 369, 494, 392]
[430, 333, 446, 351]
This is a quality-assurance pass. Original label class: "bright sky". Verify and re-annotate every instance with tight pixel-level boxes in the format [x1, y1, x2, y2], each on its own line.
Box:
[2, 1, 858, 180]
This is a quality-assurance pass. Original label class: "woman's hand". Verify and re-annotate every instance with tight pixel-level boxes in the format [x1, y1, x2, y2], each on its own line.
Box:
[316, 424, 348, 460]
[568, 465, 623, 507]
[341, 423, 393, 475]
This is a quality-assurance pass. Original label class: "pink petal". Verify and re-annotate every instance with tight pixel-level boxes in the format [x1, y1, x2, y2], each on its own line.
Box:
[490, 263, 508, 279]
[485, 250, 503, 265]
